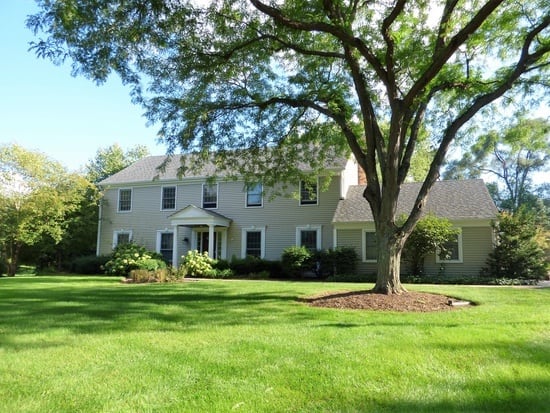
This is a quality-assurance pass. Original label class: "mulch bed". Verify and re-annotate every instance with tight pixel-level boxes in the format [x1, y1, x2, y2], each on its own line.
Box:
[303, 290, 469, 312]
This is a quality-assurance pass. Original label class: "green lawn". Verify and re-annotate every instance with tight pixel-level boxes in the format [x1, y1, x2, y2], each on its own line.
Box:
[0, 276, 548, 413]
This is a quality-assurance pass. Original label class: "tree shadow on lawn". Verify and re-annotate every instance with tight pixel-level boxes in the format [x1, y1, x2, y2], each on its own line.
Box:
[0, 277, 312, 347]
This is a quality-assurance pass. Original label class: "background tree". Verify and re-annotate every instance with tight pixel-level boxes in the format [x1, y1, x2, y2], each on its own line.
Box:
[445, 117, 550, 211]
[29, 0, 550, 293]
[85, 143, 150, 184]
[0, 144, 95, 276]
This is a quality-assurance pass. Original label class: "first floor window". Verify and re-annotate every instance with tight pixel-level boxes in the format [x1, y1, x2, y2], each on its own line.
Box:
[118, 188, 132, 212]
[437, 231, 463, 263]
[296, 226, 321, 252]
[242, 227, 265, 258]
[113, 231, 132, 248]
[158, 232, 174, 264]
[364, 231, 378, 261]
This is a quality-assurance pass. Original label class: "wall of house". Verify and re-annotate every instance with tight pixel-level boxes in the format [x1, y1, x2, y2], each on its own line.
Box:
[335, 224, 495, 278]
[98, 175, 342, 261]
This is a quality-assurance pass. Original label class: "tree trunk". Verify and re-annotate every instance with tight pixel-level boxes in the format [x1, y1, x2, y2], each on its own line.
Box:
[372, 226, 407, 294]
[6, 241, 21, 277]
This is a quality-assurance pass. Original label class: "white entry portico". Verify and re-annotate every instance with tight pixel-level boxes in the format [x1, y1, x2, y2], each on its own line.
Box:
[169, 205, 231, 266]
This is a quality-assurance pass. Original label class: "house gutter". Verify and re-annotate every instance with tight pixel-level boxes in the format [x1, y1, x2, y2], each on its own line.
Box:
[96, 195, 103, 257]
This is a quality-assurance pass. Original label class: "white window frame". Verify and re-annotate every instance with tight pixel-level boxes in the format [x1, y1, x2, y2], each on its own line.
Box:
[296, 225, 322, 250]
[362, 229, 378, 262]
[160, 186, 177, 211]
[241, 226, 266, 258]
[436, 230, 463, 263]
[245, 183, 263, 208]
[156, 230, 175, 263]
[113, 230, 133, 248]
[299, 179, 319, 206]
[117, 188, 132, 213]
[202, 183, 218, 209]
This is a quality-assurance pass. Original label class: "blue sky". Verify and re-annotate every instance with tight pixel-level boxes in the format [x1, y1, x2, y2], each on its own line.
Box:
[0, 1, 166, 172]
[1, 2, 548, 184]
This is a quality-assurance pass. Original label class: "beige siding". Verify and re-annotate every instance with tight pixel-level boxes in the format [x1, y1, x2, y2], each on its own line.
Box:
[422, 226, 494, 277]
[99, 176, 342, 261]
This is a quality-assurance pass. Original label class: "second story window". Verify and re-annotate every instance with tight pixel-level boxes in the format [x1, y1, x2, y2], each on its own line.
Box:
[300, 180, 318, 205]
[161, 186, 176, 210]
[246, 183, 263, 207]
[118, 188, 132, 212]
[202, 183, 218, 209]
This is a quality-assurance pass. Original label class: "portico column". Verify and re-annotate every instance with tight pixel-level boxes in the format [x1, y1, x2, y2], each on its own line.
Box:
[208, 224, 215, 258]
[172, 225, 179, 267]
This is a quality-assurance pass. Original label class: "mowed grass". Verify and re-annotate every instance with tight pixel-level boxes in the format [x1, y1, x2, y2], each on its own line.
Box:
[0, 277, 548, 413]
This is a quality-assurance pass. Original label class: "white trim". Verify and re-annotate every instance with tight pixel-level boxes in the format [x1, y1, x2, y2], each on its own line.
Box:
[202, 183, 219, 209]
[193, 227, 228, 259]
[436, 230, 463, 263]
[362, 229, 377, 262]
[160, 185, 177, 211]
[241, 226, 266, 258]
[245, 183, 263, 208]
[117, 188, 133, 213]
[296, 225, 322, 249]
[112, 230, 133, 249]
[299, 179, 319, 206]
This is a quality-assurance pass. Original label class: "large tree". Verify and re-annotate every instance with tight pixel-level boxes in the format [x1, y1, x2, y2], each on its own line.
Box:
[445, 117, 550, 211]
[28, 0, 550, 293]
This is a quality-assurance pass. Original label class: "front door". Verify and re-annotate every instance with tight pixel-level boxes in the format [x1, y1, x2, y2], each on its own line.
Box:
[196, 231, 221, 259]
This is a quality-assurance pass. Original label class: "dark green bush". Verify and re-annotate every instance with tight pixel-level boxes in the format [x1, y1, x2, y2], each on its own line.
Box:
[230, 256, 283, 278]
[281, 246, 312, 277]
[315, 247, 358, 277]
[69, 255, 110, 274]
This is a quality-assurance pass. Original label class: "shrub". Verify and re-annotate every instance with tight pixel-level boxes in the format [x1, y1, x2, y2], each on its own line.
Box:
[281, 246, 312, 277]
[104, 243, 163, 277]
[229, 256, 282, 278]
[182, 250, 216, 277]
[483, 209, 548, 279]
[135, 258, 167, 272]
[69, 255, 110, 275]
[315, 247, 358, 276]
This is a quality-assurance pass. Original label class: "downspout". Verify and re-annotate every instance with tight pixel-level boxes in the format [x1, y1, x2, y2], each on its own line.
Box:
[96, 194, 103, 257]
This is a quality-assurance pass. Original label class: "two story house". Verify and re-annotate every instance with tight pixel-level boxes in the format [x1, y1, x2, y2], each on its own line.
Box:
[97, 155, 498, 277]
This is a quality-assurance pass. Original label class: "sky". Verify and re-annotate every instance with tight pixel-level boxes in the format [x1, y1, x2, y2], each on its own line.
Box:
[1, 2, 548, 184]
[0, 1, 166, 172]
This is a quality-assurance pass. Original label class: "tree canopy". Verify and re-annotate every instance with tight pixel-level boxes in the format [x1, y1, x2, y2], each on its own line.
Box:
[28, 0, 550, 293]
[86, 143, 150, 184]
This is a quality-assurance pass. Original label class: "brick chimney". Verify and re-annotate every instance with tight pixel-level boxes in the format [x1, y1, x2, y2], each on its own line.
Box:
[358, 165, 367, 185]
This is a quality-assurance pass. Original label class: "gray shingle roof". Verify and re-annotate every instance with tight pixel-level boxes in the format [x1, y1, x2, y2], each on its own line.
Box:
[333, 179, 498, 223]
[99, 153, 350, 186]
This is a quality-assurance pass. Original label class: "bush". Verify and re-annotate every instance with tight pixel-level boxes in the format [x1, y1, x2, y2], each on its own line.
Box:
[315, 247, 358, 277]
[135, 258, 167, 272]
[104, 243, 163, 277]
[281, 246, 313, 277]
[229, 256, 283, 278]
[182, 250, 216, 277]
[483, 209, 548, 279]
[69, 255, 110, 275]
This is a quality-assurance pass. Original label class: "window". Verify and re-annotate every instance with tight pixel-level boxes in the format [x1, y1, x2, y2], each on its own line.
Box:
[246, 183, 263, 207]
[113, 230, 132, 248]
[157, 231, 174, 264]
[242, 227, 265, 258]
[363, 231, 378, 262]
[437, 231, 463, 263]
[202, 184, 218, 209]
[300, 180, 318, 205]
[296, 226, 322, 252]
[118, 188, 132, 212]
[161, 186, 176, 210]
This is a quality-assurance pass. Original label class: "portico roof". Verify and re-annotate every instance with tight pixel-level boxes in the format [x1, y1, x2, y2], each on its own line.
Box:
[169, 204, 232, 227]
